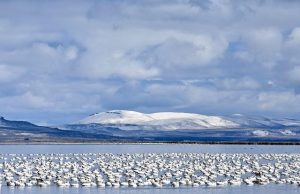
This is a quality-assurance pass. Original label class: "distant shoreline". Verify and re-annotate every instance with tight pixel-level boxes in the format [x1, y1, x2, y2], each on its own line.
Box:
[0, 141, 300, 145]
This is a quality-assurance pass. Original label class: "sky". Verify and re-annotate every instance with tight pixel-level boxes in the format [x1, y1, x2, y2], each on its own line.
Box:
[1, 0, 300, 125]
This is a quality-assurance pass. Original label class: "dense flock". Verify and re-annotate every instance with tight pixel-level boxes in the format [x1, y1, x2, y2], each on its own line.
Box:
[0, 153, 300, 188]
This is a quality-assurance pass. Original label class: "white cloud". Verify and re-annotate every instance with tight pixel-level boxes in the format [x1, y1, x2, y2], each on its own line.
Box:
[216, 77, 261, 90]
[288, 66, 300, 82]
[0, 92, 53, 110]
[0, 64, 25, 83]
[242, 28, 283, 68]
[138, 34, 228, 68]
[286, 27, 300, 46]
[258, 91, 300, 112]
[284, 27, 300, 64]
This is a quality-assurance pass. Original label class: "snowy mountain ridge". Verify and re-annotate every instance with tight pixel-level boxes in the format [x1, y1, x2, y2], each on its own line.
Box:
[77, 110, 300, 131]
[0, 112, 300, 143]
[78, 110, 240, 130]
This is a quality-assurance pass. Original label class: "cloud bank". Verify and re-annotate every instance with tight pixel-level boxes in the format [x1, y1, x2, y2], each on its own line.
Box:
[0, 0, 300, 124]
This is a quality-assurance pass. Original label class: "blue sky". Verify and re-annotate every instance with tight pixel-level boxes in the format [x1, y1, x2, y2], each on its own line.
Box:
[1, 0, 300, 125]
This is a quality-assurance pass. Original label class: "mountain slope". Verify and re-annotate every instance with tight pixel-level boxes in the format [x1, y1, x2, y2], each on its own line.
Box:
[0, 117, 119, 143]
[223, 114, 300, 128]
[69, 110, 300, 141]
[1, 111, 300, 143]
[78, 110, 239, 130]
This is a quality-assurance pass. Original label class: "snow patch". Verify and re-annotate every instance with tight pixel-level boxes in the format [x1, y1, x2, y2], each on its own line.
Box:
[280, 129, 296, 136]
[252, 130, 269, 137]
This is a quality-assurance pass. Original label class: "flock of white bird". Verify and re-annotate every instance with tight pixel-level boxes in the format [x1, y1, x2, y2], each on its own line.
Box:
[0, 153, 300, 188]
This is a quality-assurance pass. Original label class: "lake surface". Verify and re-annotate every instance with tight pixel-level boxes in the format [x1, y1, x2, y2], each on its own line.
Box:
[0, 144, 299, 154]
[0, 144, 299, 194]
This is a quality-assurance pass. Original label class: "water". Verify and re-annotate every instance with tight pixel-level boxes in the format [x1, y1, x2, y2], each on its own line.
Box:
[0, 144, 299, 194]
[1, 185, 300, 194]
[0, 144, 299, 154]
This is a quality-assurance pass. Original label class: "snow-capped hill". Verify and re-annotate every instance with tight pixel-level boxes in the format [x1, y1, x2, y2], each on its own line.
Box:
[79, 110, 154, 125]
[149, 112, 238, 128]
[78, 110, 239, 130]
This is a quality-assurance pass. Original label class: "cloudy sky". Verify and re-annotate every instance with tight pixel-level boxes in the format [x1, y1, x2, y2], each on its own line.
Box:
[1, 0, 300, 124]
